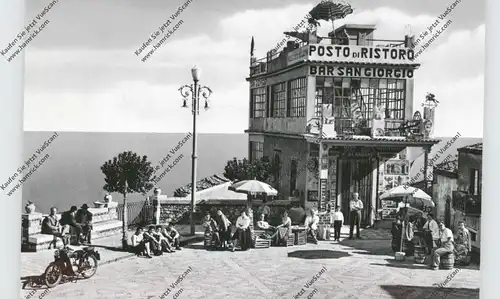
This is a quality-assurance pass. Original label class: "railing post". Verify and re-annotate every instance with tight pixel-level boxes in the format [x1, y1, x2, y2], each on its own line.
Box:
[153, 197, 161, 225]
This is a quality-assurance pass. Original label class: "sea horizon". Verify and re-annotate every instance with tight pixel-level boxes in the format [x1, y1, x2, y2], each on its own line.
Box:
[16, 131, 481, 214]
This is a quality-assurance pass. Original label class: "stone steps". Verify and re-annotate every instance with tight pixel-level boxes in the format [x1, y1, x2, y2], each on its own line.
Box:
[24, 219, 122, 252]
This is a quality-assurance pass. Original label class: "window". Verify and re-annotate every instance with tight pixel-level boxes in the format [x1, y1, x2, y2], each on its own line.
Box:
[271, 82, 287, 117]
[287, 78, 307, 117]
[250, 141, 263, 162]
[289, 159, 298, 194]
[469, 169, 480, 195]
[315, 77, 406, 134]
[250, 87, 267, 118]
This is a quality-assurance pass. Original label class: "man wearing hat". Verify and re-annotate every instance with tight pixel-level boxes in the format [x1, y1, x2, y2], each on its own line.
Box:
[60, 206, 82, 245]
[76, 204, 93, 244]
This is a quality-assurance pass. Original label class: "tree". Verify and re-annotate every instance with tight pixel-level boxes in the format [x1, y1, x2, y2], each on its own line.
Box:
[223, 156, 275, 184]
[100, 151, 156, 248]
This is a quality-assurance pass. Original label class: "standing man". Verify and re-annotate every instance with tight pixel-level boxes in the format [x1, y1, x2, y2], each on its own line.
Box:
[430, 220, 454, 270]
[349, 192, 364, 239]
[257, 198, 271, 222]
[76, 204, 93, 244]
[331, 206, 344, 241]
[423, 213, 439, 254]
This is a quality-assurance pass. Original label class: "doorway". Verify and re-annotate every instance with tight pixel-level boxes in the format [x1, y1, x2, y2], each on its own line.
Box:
[340, 157, 373, 226]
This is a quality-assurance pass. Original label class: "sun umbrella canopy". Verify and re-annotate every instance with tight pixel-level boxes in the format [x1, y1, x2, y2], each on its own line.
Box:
[380, 185, 434, 207]
[308, 1, 354, 22]
[228, 180, 278, 196]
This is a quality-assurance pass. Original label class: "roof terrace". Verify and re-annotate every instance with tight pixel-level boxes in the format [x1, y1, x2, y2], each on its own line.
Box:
[249, 24, 418, 78]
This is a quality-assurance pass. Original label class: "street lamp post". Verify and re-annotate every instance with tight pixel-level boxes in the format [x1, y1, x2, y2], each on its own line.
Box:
[178, 66, 213, 236]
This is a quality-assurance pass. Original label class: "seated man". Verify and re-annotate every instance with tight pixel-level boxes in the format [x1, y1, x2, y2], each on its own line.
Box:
[143, 226, 162, 256]
[41, 207, 67, 248]
[202, 214, 221, 249]
[131, 227, 152, 258]
[75, 204, 93, 244]
[430, 220, 454, 270]
[154, 226, 174, 253]
[304, 209, 319, 244]
[163, 222, 182, 250]
[256, 213, 276, 238]
[59, 206, 82, 245]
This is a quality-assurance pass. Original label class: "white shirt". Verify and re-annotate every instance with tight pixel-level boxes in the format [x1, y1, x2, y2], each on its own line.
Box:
[331, 211, 344, 222]
[424, 219, 440, 239]
[439, 228, 454, 243]
[131, 233, 143, 246]
[257, 220, 270, 229]
[350, 199, 363, 211]
[304, 215, 319, 230]
[236, 216, 250, 229]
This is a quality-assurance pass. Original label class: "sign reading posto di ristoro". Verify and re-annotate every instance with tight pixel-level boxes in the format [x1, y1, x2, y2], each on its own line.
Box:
[309, 65, 414, 79]
[308, 44, 416, 64]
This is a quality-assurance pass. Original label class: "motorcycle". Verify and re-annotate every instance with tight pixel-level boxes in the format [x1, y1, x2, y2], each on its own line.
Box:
[44, 246, 100, 288]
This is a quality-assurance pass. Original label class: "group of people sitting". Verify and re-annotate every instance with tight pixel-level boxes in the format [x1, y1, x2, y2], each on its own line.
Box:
[200, 202, 327, 251]
[256, 208, 322, 245]
[391, 211, 472, 268]
[130, 223, 182, 258]
[41, 204, 93, 247]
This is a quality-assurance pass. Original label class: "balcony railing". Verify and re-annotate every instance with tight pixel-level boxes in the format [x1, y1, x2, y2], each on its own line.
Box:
[249, 35, 412, 77]
[309, 117, 408, 137]
[117, 200, 155, 228]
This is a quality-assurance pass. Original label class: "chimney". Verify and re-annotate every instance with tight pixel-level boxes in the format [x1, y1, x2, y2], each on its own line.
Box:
[404, 35, 415, 48]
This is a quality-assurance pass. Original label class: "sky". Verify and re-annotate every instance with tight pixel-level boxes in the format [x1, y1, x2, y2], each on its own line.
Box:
[22, 0, 484, 137]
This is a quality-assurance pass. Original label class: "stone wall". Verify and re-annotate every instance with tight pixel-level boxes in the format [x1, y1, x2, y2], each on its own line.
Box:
[154, 198, 306, 227]
[432, 171, 457, 226]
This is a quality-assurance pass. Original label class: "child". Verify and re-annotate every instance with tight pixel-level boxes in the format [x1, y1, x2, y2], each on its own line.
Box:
[331, 206, 344, 241]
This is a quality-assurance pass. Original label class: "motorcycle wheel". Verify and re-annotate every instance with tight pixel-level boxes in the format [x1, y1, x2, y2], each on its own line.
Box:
[80, 255, 98, 279]
[44, 262, 62, 288]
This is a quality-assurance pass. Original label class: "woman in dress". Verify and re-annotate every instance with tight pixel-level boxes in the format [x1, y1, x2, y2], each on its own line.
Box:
[454, 220, 472, 265]
[231, 210, 252, 251]
[273, 211, 292, 246]
[215, 210, 232, 250]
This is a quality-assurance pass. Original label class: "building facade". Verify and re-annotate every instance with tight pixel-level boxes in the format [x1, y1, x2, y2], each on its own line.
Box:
[432, 158, 458, 228]
[246, 24, 439, 226]
[452, 143, 482, 252]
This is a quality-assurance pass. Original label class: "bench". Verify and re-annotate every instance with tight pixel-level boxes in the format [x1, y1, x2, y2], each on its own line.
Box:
[22, 207, 122, 252]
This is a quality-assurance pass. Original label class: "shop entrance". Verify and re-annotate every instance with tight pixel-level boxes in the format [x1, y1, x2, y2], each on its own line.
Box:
[340, 157, 373, 226]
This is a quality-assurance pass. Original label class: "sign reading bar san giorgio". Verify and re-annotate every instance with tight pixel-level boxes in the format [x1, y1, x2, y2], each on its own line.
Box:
[308, 44, 415, 64]
[309, 65, 414, 79]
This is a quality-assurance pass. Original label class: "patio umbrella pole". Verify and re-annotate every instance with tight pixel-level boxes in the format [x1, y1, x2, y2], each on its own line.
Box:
[400, 196, 407, 252]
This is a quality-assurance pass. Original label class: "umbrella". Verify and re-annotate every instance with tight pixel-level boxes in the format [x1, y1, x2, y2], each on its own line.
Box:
[228, 180, 278, 196]
[380, 185, 434, 207]
[380, 185, 432, 254]
[308, 1, 354, 34]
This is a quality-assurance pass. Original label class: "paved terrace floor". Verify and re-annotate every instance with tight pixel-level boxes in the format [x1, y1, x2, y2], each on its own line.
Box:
[20, 226, 480, 299]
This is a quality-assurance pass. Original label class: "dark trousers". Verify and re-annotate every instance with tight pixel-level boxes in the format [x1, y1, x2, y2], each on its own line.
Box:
[81, 224, 92, 243]
[349, 210, 361, 238]
[333, 220, 342, 240]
